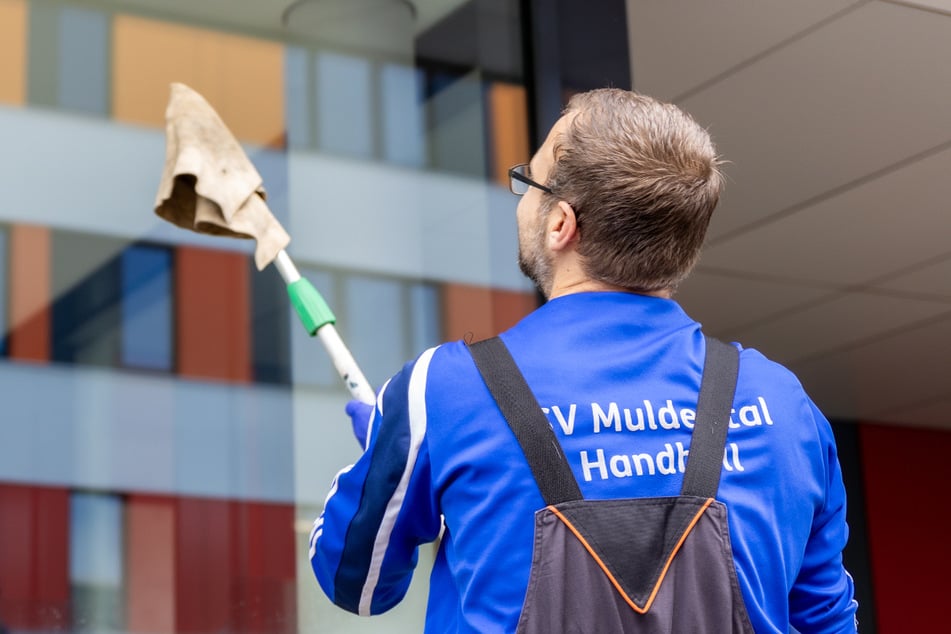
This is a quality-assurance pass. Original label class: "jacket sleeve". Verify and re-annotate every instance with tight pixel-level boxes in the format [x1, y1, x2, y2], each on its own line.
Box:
[788, 399, 859, 633]
[309, 347, 443, 616]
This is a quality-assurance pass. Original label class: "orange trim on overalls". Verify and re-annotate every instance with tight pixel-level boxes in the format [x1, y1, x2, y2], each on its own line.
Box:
[548, 498, 714, 614]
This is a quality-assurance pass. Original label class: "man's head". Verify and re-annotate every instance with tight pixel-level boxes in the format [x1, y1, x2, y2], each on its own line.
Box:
[517, 88, 723, 296]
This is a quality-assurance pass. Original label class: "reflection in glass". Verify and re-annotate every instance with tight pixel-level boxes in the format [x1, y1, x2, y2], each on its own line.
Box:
[70, 492, 123, 632]
[0, 228, 7, 356]
[1, 1, 531, 632]
[121, 244, 173, 371]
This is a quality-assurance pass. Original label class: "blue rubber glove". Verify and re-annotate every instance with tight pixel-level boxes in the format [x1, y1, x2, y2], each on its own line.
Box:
[345, 400, 374, 448]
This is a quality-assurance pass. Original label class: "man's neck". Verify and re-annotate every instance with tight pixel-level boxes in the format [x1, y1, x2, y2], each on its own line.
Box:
[548, 280, 671, 300]
[545, 252, 672, 300]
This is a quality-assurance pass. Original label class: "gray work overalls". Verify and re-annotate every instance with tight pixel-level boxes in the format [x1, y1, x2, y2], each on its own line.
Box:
[469, 336, 755, 633]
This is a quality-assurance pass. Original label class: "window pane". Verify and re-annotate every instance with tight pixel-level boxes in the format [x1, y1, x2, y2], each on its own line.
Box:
[316, 51, 373, 158]
[121, 244, 172, 370]
[285, 46, 312, 150]
[382, 63, 425, 167]
[2, 2, 531, 633]
[51, 232, 124, 367]
[70, 492, 123, 632]
[344, 274, 406, 389]
[0, 227, 7, 356]
[58, 7, 109, 115]
[252, 260, 291, 384]
[410, 281, 441, 353]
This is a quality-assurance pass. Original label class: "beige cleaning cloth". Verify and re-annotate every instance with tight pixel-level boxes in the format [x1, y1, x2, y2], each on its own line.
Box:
[154, 83, 290, 270]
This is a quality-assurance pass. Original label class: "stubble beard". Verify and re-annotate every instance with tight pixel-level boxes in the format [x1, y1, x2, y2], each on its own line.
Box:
[517, 217, 553, 298]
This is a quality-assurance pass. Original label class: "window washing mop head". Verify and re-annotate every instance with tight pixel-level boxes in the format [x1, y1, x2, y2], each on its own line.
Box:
[153, 82, 374, 404]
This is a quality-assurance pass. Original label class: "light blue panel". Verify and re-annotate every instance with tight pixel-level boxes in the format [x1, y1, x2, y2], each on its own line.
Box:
[173, 380, 234, 498]
[409, 282, 441, 354]
[316, 51, 373, 158]
[232, 385, 295, 501]
[71, 370, 118, 486]
[0, 361, 76, 486]
[58, 7, 109, 115]
[0, 107, 165, 236]
[285, 46, 311, 149]
[381, 63, 425, 167]
[0, 229, 7, 354]
[287, 153, 426, 278]
[293, 391, 364, 506]
[121, 246, 172, 371]
[0, 345, 296, 502]
[290, 268, 337, 387]
[111, 373, 176, 493]
[286, 150, 534, 291]
[344, 275, 406, 389]
[487, 184, 524, 287]
[70, 493, 122, 586]
[0, 108, 530, 289]
[248, 147, 291, 227]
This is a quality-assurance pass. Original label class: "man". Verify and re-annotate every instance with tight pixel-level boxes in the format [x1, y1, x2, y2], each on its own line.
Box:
[310, 89, 858, 632]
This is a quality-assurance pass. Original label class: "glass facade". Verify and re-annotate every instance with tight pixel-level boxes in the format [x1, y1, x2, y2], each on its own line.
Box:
[0, 0, 538, 631]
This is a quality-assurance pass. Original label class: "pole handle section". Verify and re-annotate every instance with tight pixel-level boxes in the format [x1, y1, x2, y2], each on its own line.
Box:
[287, 278, 335, 335]
[317, 324, 376, 405]
[285, 275, 375, 405]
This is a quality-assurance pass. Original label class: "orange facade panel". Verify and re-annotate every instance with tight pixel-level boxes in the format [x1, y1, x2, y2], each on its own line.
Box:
[175, 247, 251, 382]
[490, 287, 539, 333]
[0, 0, 26, 106]
[126, 495, 176, 634]
[488, 83, 530, 188]
[112, 15, 285, 146]
[442, 283, 538, 342]
[128, 495, 297, 634]
[8, 224, 51, 361]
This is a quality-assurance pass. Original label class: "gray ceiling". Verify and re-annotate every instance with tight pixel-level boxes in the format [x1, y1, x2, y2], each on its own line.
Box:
[103, 0, 466, 47]
[628, 0, 951, 428]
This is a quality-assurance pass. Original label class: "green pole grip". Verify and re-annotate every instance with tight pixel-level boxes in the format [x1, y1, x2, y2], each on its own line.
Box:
[287, 278, 336, 336]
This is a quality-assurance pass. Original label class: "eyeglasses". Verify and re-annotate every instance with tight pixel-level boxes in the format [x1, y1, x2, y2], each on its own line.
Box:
[508, 163, 553, 196]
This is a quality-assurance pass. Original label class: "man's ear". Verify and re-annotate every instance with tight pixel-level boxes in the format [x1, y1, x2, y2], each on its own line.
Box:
[547, 200, 579, 252]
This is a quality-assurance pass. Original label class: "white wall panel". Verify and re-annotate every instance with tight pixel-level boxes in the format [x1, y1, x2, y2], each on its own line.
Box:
[0, 360, 295, 501]
[0, 105, 532, 290]
[288, 151, 532, 290]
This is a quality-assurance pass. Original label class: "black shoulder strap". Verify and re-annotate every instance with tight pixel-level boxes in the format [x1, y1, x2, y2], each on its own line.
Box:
[467, 337, 583, 505]
[468, 335, 740, 505]
[680, 337, 740, 498]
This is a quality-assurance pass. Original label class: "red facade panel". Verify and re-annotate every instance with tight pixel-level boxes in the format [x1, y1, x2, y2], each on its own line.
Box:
[0, 483, 69, 631]
[175, 497, 297, 633]
[490, 288, 540, 334]
[861, 423, 951, 632]
[175, 247, 252, 382]
[175, 497, 234, 633]
[442, 283, 538, 343]
[230, 502, 297, 633]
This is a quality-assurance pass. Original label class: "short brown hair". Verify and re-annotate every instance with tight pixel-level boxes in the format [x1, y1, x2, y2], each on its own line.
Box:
[546, 89, 723, 292]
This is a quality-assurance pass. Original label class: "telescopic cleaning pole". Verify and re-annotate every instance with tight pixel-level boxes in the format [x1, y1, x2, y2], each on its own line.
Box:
[273, 250, 376, 405]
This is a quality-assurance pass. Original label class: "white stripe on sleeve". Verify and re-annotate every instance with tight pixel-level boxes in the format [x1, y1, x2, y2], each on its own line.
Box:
[357, 346, 437, 615]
